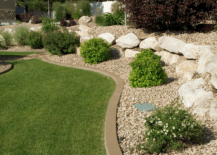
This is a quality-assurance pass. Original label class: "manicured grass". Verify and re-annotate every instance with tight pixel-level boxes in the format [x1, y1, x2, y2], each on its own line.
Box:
[0, 58, 116, 155]
[0, 51, 42, 57]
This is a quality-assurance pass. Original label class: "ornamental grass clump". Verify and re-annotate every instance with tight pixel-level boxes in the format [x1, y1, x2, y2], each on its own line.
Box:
[1, 31, 13, 48]
[13, 26, 30, 46]
[135, 97, 205, 154]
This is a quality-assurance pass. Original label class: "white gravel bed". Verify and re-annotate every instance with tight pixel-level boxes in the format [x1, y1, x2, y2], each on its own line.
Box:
[43, 52, 217, 155]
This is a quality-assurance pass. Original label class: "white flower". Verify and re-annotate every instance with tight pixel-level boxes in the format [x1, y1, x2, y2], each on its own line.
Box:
[150, 121, 153, 123]
[143, 120, 146, 123]
[141, 146, 144, 148]
[180, 135, 182, 137]
[172, 127, 175, 130]
[173, 118, 176, 120]
[158, 118, 160, 120]
[148, 132, 150, 135]
[163, 129, 166, 131]
[153, 138, 155, 141]
[170, 117, 171, 119]
[157, 131, 159, 133]
[145, 138, 149, 141]
[166, 123, 168, 126]
[158, 121, 163, 125]
[165, 132, 167, 135]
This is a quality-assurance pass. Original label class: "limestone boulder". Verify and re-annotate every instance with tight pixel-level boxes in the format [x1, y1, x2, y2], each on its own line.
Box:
[78, 16, 92, 25]
[2, 28, 13, 34]
[125, 49, 140, 58]
[176, 60, 198, 75]
[98, 33, 115, 45]
[139, 37, 162, 51]
[158, 36, 186, 54]
[79, 24, 93, 32]
[197, 49, 215, 74]
[116, 33, 140, 48]
[178, 78, 214, 108]
[80, 36, 94, 43]
[156, 50, 180, 65]
[181, 43, 212, 59]
[75, 31, 90, 38]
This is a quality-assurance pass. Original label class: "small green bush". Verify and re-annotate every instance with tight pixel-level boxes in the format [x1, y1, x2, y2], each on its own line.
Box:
[41, 16, 59, 33]
[214, 25, 217, 31]
[95, 12, 124, 27]
[1, 31, 13, 48]
[135, 97, 205, 154]
[80, 38, 111, 65]
[28, 31, 43, 49]
[128, 48, 167, 88]
[13, 26, 30, 46]
[42, 28, 80, 56]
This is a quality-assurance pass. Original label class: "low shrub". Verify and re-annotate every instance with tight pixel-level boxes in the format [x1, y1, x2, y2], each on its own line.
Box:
[28, 31, 43, 49]
[135, 97, 205, 154]
[128, 48, 168, 88]
[13, 26, 30, 46]
[42, 28, 80, 56]
[94, 12, 124, 27]
[214, 25, 217, 31]
[41, 16, 60, 33]
[80, 38, 111, 65]
[1, 31, 13, 48]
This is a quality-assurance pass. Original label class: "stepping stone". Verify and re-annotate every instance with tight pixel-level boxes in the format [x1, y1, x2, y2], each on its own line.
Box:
[134, 103, 157, 112]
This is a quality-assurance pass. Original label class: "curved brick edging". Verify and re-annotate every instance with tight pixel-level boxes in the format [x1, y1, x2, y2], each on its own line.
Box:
[0, 62, 12, 75]
[39, 56, 124, 155]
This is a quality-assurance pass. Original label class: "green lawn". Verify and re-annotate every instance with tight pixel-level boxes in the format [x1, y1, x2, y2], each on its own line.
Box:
[0, 51, 42, 57]
[0, 55, 116, 155]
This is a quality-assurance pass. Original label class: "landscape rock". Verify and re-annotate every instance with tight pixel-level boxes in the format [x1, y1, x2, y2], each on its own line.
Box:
[29, 27, 36, 32]
[158, 36, 186, 54]
[125, 49, 140, 58]
[79, 24, 93, 32]
[98, 33, 115, 45]
[80, 36, 94, 43]
[78, 16, 92, 25]
[2, 28, 12, 34]
[116, 33, 140, 48]
[176, 60, 198, 75]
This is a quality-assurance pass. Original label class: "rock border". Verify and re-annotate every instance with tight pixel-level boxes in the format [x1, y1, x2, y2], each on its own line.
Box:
[0, 62, 12, 75]
[40, 55, 124, 155]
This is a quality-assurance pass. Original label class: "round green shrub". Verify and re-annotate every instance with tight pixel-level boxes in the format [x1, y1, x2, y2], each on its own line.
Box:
[28, 31, 43, 49]
[135, 97, 204, 154]
[42, 28, 80, 56]
[128, 48, 167, 88]
[80, 38, 112, 65]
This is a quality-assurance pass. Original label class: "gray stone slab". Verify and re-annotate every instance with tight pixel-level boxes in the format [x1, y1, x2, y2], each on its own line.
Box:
[134, 103, 157, 112]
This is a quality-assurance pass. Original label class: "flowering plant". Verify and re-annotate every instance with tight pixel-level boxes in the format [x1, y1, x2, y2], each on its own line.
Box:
[135, 96, 205, 154]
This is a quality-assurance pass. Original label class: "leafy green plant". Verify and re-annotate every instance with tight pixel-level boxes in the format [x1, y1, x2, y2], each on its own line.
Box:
[80, 38, 111, 65]
[41, 16, 59, 33]
[128, 48, 168, 88]
[95, 12, 124, 27]
[28, 31, 43, 49]
[1, 31, 13, 48]
[215, 25, 217, 31]
[42, 28, 80, 56]
[135, 96, 205, 154]
[13, 26, 30, 46]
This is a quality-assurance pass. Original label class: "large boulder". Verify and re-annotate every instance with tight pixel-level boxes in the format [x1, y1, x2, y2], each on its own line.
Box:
[98, 33, 115, 45]
[78, 16, 92, 25]
[116, 33, 140, 48]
